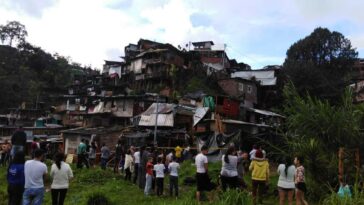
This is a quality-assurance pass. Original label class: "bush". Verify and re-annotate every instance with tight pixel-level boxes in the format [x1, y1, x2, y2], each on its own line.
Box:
[87, 193, 111, 205]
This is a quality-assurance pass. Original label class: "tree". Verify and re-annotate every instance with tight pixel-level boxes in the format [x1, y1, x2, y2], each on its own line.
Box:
[268, 83, 364, 200]
[0, 21, 28, 47]
[283, 27, 358, 102]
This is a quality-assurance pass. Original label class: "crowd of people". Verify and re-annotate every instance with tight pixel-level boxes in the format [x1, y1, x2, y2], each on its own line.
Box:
[2, 127, 309, 205]
[193, 144, 308, 205]
[73, 140, 308, 205]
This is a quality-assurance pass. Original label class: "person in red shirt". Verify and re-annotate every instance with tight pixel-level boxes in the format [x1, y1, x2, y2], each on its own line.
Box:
[144, 157, 154, 196]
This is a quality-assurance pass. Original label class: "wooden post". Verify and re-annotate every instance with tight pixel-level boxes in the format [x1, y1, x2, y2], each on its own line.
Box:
[355, 148, 360, 183]
[338, 147, 344, 184]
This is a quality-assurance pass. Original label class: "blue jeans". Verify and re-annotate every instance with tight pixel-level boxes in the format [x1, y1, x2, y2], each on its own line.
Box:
[23, 188, 45, 205]
[11, 145, 24, 158]
[100, 158, 108, 170]
[144, 174, 153, 195]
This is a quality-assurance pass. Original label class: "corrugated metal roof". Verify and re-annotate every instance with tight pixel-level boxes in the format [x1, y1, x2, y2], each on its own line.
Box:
[247, 108, 285, 118]
[222, 119, 271, 128]
[142, 103, 174, 115]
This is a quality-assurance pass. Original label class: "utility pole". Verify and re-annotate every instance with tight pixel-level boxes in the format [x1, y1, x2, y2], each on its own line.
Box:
[153, 96, 159, 147]
[222, 43, 226, 69]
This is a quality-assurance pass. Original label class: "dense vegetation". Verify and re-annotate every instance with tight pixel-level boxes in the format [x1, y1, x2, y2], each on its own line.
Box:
[283, 27, 358, 103]
[266, 84, 364, 202]
[0, 21, 93, 112]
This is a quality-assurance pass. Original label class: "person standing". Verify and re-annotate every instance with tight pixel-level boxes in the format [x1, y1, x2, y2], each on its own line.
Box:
[174, 146, 182, 162]
[100, 143, 110, 170]
[277, 156, 296, 205]
[88, 141, 97, 168]
[195, 145, 210, 202]
[76, 139, 88, 169]
[31, 138, 40, 158]
[144, 157, 154, 196]
[11, 127, 26, 158]
[7, 152, 25, 205]
[294, 156, 309, 205]
[138, 146, 149, 189]
[220, 146, 238, 191]
[168, 156, 180, 197]
[1, 140, 11, 166]
[249, 144, 258, 160]
[50, 153, 73, 205]
[23, 149, 48, 205]
[154, 157, 165, 196]
[133, 148, 140, 184]
[249, 150, 269, 205]
[124, 149, 134, 181]
[114, 140, 122, 174]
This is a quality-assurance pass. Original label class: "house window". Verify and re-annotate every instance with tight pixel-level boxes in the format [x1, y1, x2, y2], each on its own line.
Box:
[247, 85, 252, 94]
[238, 83, 244, 91]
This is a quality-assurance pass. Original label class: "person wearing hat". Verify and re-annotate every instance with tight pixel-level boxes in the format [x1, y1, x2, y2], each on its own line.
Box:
[249, 149, 269, 205]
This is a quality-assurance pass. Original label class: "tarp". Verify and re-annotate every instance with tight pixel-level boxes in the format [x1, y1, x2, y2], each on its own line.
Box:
[231, 70, 277, 86]
[139, 114, 174, 127]
[193, 107, 209, 126]
[196, 131, 241, 162]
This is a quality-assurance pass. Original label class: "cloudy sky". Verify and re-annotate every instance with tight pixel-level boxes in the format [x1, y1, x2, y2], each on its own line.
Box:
[1, 0, 363, 69]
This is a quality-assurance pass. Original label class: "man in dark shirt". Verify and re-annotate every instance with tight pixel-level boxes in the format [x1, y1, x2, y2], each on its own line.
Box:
[11, 127, 27, 158]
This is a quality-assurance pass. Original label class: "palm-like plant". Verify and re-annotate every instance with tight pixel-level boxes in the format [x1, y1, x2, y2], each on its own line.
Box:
[268, 83, 364, 200]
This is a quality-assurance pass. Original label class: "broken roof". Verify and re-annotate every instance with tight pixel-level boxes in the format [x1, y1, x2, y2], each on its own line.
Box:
[138, 103, 175, 127]
[142, 103, 174, 115]
[247, 108, 285, 118]
[231, 70, 277, 86]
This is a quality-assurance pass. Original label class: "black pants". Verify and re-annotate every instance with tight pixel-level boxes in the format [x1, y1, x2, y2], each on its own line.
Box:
[169, 176, 179, 197]
[51, 189, 68, 205]
[221, 175, 238, 191]
[133, 163, 139, 183]
[8, 184, 24, 205]
[156, 178, 164, 196]
[125, 167, 132, 181]
[77, 154, 89, 169]
[152, 171, 156, 190]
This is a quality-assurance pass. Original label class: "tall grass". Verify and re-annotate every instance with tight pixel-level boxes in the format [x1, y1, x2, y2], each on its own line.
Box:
[321, 185, 364, 205]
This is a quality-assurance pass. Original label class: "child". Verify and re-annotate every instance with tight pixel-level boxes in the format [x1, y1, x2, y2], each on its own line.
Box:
[144, 157, 154, 196]
[154, 157, 165, 196]
[168, 156, 180, 197]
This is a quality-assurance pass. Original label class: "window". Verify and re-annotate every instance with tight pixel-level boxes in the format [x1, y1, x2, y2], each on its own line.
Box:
[238, 83, 244, 91]
[247, 85, 252, 94]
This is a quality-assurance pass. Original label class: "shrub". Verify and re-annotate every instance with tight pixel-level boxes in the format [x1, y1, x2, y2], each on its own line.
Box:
[87, 193, 111, 205]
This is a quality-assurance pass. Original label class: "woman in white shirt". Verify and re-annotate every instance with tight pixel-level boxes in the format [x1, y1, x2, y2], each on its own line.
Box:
[50, 153, 73, 205]
[277, 156, 296, 205]
[124, 149, 134, 181]
[220, 146, 238, 191]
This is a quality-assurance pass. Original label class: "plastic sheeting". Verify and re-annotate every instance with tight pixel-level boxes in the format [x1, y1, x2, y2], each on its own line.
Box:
[193, 107, 209, 126]
[231, 70, 277, 86]
[196, 131, 241, 162]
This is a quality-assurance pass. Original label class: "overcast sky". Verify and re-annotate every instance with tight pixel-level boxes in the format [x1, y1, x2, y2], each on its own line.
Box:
[1, 0, 363, 69]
